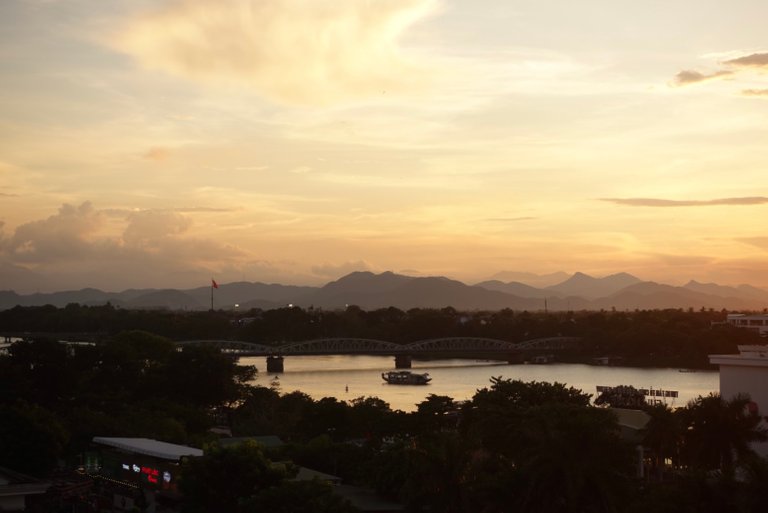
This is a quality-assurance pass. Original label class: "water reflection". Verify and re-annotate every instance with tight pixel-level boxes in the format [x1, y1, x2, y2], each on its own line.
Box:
[243, 355, 718, 412]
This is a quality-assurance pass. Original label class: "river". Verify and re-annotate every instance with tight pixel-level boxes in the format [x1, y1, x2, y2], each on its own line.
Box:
[242, 355, 719, 412]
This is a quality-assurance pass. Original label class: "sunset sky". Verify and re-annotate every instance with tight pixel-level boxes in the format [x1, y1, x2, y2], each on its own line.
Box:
[1, 0, 768, 293]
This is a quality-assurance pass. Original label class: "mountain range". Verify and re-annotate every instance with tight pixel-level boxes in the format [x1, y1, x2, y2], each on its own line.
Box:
[2, 271, 768, 312]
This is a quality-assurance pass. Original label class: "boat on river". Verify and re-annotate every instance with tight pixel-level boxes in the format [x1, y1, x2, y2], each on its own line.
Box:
[382, 370, 432, 385]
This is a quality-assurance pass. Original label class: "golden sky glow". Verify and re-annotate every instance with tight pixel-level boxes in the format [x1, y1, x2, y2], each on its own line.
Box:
[1, 0, 768, 292]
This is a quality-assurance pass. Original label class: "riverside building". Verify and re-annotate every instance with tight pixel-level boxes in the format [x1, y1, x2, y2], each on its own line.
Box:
[709, 345, 768, 457]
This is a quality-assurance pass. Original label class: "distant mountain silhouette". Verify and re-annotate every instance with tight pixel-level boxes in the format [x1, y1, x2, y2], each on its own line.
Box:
[300, 272, 533, 310]
[1, 271, 767, 311]
[184, 281, 317, 309]
[474, 280, 554, 299]
[593, 282, 760, 311]
[488, 270, 570, 288]
[683, 280, 768, 303]
[546, 272, 642, 299]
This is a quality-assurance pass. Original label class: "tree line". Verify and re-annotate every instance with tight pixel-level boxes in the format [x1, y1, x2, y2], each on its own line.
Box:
[2, 304, 763, 368]
[1, 330, 767, 512]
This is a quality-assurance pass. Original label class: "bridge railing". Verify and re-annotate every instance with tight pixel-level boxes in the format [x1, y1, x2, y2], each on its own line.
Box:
[174, 336, 580, 356]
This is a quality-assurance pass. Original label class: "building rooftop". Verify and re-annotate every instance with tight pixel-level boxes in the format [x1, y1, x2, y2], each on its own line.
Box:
[293, 466, 343, 485]
[709, 344, 768, 367]
[0, 467, 50, 501]
[92, 437, 203, 461]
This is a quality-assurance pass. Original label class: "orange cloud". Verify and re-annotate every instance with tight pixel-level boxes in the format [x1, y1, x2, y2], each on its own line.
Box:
[114, 0, 437, 105]
[601, 197, 768, 207]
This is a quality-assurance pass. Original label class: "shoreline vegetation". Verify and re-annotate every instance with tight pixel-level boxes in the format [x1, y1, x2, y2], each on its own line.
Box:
[1, 306, 767, 511]
[1, 304, 764, 369]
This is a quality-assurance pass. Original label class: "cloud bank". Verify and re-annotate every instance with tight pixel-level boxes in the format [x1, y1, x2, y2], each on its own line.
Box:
[1, 201, 243, 268]
[601, 197, 768, 207]
[672, 51, 768, 92]
[0, 203, 371, 291]
[115, 0, 437, 105]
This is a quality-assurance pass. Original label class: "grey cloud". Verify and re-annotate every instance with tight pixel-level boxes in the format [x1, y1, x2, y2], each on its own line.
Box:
[123, 210, 192, 247]
[8, 202, 106, 262]
[724, 52, 768, 68]
[601, 197, 768, 207]
[672, 69, 732, 86]
[2, 202, 245, 267]
[671, 51, 768, 90]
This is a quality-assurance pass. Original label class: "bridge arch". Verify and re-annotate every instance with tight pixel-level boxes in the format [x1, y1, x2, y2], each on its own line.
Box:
[277, 338, 404, 355]
[404, 337, 519, 353]
[176, 340, 274, 354]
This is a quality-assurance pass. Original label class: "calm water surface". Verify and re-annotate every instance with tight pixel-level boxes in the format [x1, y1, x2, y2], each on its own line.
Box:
[242, 355, 719, 412]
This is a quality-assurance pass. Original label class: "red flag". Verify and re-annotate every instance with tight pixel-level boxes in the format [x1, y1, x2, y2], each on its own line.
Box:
[211, 279, 219, 289]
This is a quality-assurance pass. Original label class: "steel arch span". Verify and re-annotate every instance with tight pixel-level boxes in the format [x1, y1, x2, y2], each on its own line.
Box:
[174, 336, 581, 356]
[404, 337, 518, 353]
[176, 340, 275, 354]
[277, 338, 403, 355]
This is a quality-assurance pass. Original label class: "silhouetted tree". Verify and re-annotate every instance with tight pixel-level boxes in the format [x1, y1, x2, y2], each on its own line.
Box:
[681, 393, 767, 473]
[179, 441, 287, 513]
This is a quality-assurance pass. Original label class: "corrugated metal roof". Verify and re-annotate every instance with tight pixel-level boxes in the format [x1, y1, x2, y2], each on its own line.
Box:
[92, 437, 203, 461]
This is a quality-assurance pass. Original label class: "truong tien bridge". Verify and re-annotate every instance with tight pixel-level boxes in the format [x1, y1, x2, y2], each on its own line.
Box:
[175, 336, 581, 372]
[1, 333, 580, 373]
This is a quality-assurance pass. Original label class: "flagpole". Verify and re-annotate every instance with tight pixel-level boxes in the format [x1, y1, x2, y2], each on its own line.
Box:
[210, 280, 214, 311]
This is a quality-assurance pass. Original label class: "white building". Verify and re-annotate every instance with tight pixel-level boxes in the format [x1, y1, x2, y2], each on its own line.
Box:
[725, 313, 768, 336]
[709, 345, 768, 457]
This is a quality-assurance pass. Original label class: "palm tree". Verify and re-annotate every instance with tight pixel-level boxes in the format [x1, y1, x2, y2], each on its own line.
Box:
[510, 404, 633, 513]
[681, 393, 767, 473]
[642, 403, 683, 480]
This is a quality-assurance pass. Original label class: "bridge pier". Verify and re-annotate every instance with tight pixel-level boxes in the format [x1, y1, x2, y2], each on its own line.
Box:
[394, 354, 412, 369]
[266, 356, 284, 373]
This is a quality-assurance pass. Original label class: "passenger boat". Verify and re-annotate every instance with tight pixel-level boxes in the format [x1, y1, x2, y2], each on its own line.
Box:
[381, 370, 432, 385]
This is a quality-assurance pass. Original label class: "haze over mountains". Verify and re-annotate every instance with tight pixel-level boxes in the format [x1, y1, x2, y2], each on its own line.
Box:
[2, 271, 768, 312]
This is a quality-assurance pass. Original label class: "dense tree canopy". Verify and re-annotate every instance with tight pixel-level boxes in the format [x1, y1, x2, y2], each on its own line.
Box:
[2, 305, 761, 368]
[1, 308, 767, 511]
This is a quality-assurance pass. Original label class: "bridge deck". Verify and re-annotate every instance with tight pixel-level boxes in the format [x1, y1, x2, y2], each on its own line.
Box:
[175, 336, 580, 357]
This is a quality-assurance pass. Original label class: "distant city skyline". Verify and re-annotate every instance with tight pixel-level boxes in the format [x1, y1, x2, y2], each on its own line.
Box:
[2, 1, 768, 292]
